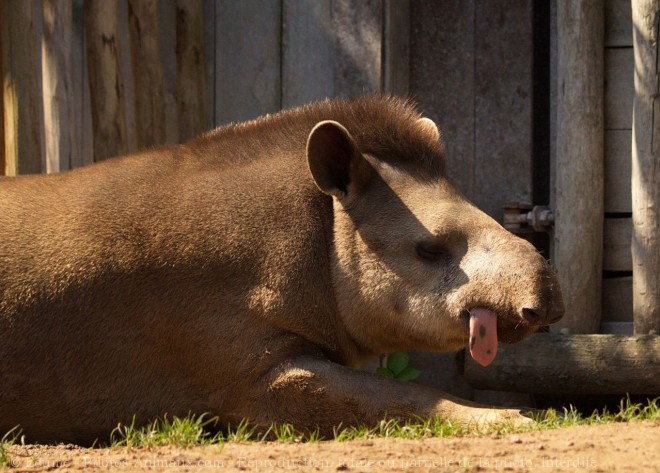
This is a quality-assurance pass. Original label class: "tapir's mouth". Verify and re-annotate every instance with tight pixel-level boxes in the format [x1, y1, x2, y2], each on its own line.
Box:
[462, 307, 539, 367]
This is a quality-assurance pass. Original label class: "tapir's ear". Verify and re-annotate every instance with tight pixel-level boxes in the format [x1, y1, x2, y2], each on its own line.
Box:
[418, 117, 441, 142]
[306, 120, 369, 199]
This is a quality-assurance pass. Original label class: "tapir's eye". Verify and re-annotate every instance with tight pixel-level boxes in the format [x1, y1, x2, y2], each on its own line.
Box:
[416, 241, 449, 262]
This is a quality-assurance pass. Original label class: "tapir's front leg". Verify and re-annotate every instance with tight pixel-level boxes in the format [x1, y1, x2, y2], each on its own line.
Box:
[245, 356, 531, 435]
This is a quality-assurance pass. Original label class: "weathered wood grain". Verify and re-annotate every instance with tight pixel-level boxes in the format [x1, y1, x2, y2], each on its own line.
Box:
[605, 47, 634, 130]
[604, 218, 632, 272]
[605, 129, 632, 213]
[71, 0, 93, 168]
[84, 0, 128, 161]
[215, 0, 281, 125]
[0, 15, 4, 176]
[554, 1, 604, 334]
[175, 0, 207, 141]
[632, 0, 660, 335]
[473, 1, 534, 220]
[127, 0, 166, 150]
[606, 0, 633, 46]
[0, 0, 44, 175]
[464, 333, 660, 394]
[382, 0, 410, 95]
[409, 0, 475, 201]
[42, 0, 79, 173]
[602, 276, 633, 323]
[282, 0, 382, 108]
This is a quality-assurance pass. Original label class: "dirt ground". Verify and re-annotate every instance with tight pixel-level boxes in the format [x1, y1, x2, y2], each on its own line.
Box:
[5, 421, 658, 473]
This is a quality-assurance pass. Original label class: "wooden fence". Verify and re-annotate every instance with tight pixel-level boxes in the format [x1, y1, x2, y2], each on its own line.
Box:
[1, 0, 659, 340]
[0, 0, 409, 175]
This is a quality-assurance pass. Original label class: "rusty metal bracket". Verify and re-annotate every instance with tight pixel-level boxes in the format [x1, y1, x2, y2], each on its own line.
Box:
[503, 202, 554, 234]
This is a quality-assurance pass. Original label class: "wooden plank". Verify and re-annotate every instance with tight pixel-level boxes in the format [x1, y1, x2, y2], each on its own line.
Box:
[282, 0, 383, 108]
[464, 333, 660, 394]
[382, 0, 410, 95]
[605, 0, 632, 47]
[0, 14, 4, 176]
[605, 129, 632, 213]
[127, 0, 166, 150]
[281, 0, 333, 107]
[604, 218, 632, 272]
[632, 0, 660, 335]
[474, 2, 534, 220]
[602, 276, 633, 322]
[215, 0, 281, 125]
[71, 0, 93, 168]
[84, 0, 128, 161]
[0, 0, 44, 175]
[409, 0, 475, 201]
[605, 47, 634, 130]
[202, 0, 215, 128]
[42, 0, 78, 173]
[329, 0, 382, 98]
[176, 0, 207, 142]
[159, 0, 179, 145]
[553, 1, 604, 334]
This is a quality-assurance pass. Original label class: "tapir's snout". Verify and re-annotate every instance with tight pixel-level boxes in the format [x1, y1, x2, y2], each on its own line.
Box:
[521, 303, 564, 326]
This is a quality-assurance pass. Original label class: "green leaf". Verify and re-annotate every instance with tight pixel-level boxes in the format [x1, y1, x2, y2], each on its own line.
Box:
[386, 351, 410, 376]
[395, 367, 421, 381]
[376, 367, 394, 378]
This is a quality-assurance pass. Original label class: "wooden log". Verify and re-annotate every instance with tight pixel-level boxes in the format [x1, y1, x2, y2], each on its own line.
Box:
[0, 0, 44, 175]
[464, 333, 660, 394]
[553, 2, 604, 334]
[175, 0, 207, 142]
[632, 0, 660, 335]
[42, 0, 78, 173]
[84, 0, 128, 161]
[215, 0, 281, 124]
[127, 0, 166, 149]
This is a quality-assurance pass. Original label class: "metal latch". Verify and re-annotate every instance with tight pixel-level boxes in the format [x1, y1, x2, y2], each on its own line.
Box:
[503, 202, 554, 234]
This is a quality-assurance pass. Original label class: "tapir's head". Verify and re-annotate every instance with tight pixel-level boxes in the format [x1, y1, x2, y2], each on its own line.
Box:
[305, 99, 563, 367]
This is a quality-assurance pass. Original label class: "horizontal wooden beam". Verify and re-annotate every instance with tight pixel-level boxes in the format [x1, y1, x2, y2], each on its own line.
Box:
[463, 334, 660, 394]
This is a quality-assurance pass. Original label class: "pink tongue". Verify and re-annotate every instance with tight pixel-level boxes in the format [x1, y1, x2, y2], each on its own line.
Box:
[469, 308, 498, 367]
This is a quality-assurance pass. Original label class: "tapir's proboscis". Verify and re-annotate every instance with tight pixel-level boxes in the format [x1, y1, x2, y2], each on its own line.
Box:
[0, 97, 563, 444]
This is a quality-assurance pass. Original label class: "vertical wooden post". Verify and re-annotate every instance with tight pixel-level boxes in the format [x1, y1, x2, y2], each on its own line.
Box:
[176, 0, 207, 142]
[42, 0, 78, 173]
[127, 0, 166, 149]
[84, 0, 128, 161]
[553, 2, 604, 334]
[632, 0, 660, 335]
[1, 0, 43, 175]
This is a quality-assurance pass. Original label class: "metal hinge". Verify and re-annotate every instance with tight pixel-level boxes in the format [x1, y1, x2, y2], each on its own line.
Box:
[503, 202, 554, 234]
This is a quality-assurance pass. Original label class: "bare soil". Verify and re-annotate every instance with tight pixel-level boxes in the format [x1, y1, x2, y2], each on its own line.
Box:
[6, 421, 658, 473]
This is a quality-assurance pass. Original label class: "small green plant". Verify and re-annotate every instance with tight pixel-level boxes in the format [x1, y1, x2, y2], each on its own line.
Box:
[0, 426, 21, 469]
[376, 351, 421, 381]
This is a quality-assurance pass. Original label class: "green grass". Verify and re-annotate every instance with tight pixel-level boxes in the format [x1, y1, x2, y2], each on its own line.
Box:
[0, 426, 21, 468]
[1, 396, 657, 459]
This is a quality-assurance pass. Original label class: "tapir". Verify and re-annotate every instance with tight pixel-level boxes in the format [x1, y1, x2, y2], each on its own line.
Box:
[0, 96, 563, 444]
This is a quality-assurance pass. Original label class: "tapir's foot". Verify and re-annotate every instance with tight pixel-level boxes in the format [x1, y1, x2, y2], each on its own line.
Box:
[437, 404, 538, 430]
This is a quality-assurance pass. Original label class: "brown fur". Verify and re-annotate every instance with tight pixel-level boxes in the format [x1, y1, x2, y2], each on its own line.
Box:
[0, 96, 562, 444]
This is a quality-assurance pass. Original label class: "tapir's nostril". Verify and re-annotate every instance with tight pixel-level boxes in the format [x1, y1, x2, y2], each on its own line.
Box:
[521, 307, 543, 324]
